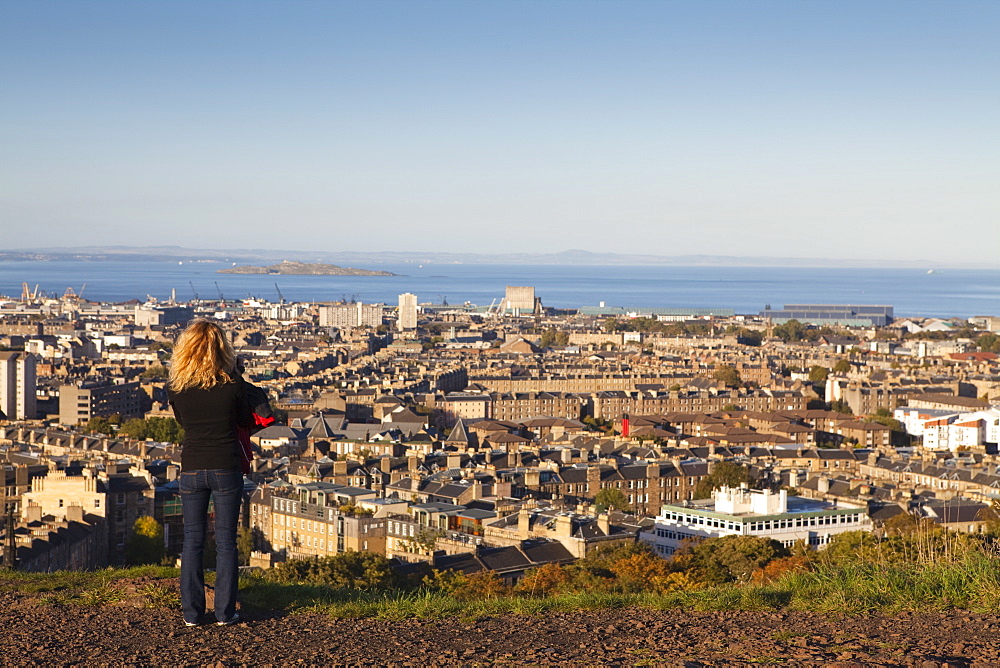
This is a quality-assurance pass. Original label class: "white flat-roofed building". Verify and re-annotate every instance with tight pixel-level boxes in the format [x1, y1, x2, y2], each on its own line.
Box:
[894, 406, 957, 436]
[897, 407, 1000, 451]
[640, 485, 871, 558]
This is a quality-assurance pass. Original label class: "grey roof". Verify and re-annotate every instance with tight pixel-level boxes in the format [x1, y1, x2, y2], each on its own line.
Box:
[445, 418, 472, 445]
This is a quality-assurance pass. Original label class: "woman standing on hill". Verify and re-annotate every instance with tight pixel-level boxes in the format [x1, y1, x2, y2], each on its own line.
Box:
[167, 318, 250, 627]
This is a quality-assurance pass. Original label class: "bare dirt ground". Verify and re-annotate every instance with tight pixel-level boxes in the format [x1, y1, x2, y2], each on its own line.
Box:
[1, 586, 998, 666]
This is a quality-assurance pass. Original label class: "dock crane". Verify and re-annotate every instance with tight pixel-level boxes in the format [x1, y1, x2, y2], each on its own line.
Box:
[20, 283, 40, 304]
[274, 283, 285, 304]
[62, 284, 85, 303]
[189, 281, 199, 303]
[214, 282, 225, 303]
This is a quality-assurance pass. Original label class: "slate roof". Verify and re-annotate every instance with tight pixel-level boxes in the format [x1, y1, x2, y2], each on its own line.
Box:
[445, 418, 472, 444]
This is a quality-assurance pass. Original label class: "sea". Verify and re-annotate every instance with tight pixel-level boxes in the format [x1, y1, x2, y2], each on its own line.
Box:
[1, 261, 998, 319]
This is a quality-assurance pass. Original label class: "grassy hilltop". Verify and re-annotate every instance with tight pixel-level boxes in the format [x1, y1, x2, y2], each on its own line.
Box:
[8, 520, 1000, 619]
[4, 527, 1000, 665]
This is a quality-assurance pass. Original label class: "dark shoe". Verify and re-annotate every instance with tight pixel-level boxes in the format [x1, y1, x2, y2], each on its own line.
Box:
[216, 613, 240, 626]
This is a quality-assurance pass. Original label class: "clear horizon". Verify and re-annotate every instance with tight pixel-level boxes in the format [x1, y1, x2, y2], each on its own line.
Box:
[2, 1, 998, 265]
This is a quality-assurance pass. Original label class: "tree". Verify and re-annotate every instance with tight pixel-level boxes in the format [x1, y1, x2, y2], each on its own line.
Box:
[237, 526, 255, 566]
[84, 416, 115, 435]
[120, 418, 148, 439]
[978, 333, 1000, 353]
[726, 326, 762, 346]
[594, 487, 631, 513]
[539, 328, 570, 348]
[808, 366, 829, 383]
[265, 551, 398, 589]
[829, 400, 853, 415]
[401, 528, 444, 555]
[713, 365, 742, 388]
[868, 407, 903, 432]
[582, 416, 614, 434]
[976, 500, 1000, 538]
[832, 359, 852, 374]
[677, 535, 789, 585]
[693, 461, 751, 499]
[125, 516, 165, 566]
[773, 319, 806, 342]
[140, 364, 169, 380]
[119, 417, 184, 443]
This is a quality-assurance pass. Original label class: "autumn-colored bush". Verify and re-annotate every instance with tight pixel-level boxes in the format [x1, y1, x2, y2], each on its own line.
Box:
[423, 569, 510, 600]
[652, 571, 701, 593]
[515, 563, 571, 597]
[750, 555, 812, 583]
[610, 552, 672, 592]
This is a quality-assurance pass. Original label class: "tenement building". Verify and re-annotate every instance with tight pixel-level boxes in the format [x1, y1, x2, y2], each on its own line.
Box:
[248, 482, 386, 564]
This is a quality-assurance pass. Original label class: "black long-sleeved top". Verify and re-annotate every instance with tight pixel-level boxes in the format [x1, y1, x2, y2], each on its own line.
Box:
[168, 380, 252, 471]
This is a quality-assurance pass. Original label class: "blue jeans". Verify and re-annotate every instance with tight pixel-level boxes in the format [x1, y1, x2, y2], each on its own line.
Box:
[180, 468, 243, 624]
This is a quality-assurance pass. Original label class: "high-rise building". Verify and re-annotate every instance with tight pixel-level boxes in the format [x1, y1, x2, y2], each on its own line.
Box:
[500, 286, 540, 315]
[319, 303, 385, 329]
[0, 351, 37, 420]
[398, 293, 418, 331]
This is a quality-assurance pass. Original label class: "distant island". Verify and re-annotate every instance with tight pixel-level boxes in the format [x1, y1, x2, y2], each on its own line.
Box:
[218, 261, 396, 276]
[9, 244, 992, 269]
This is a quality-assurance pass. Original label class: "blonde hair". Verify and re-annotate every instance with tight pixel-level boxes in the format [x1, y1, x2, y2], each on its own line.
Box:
[168, 319, 237, 391]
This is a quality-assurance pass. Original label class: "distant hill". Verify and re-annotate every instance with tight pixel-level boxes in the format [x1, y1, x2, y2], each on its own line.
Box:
[218, 261, 395, 276]
[0, 245, 962, 268]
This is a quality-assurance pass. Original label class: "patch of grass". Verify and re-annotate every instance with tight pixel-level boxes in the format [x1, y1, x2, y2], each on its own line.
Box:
[239, 573, 351, 612]
[774, 550, 1000, 615]
[0, 570, 102, 594]
[39, 591, 79, 606]
[6, 566, 182, 607]
[138, 582, 181, 609]
[771, 630, 805, 643]
[78, 585, 126, 606]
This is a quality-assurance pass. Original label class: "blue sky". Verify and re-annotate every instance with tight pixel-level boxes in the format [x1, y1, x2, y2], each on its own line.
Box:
[2, 1, 997, 265]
